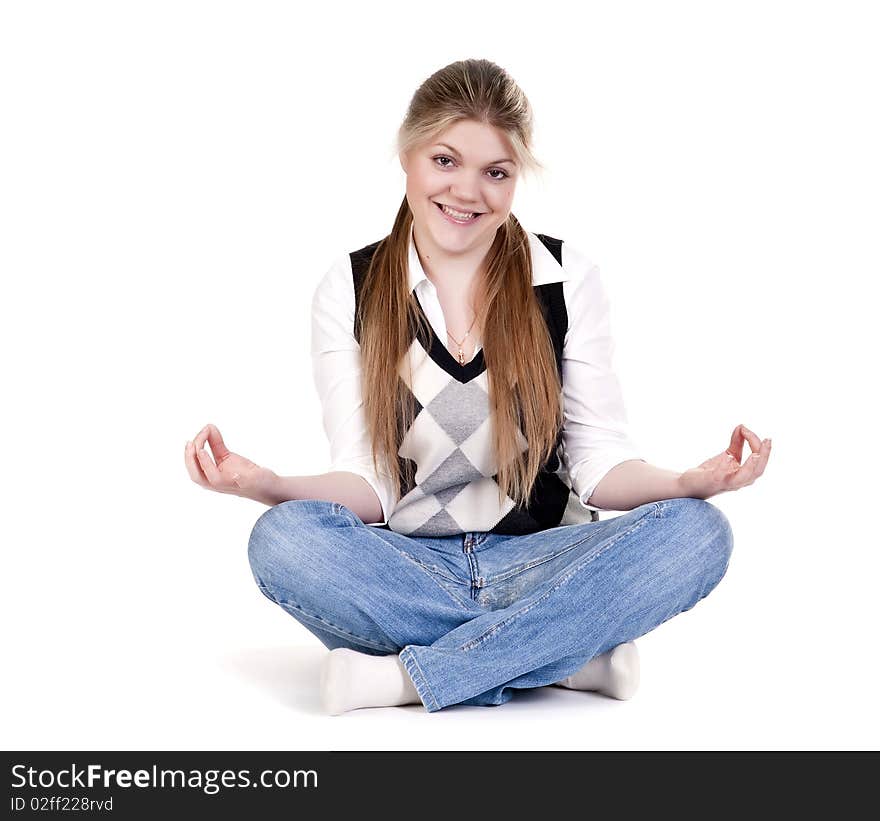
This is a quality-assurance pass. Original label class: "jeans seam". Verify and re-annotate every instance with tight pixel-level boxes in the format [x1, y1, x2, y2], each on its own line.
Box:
[254, 579, 398, 653]
[399, 648, 439, 712]
[399, 551, 466, 586]
[486, 535, 595, 585]
[456, 505, 659, 653]
[386, 545, 479, 610]
[327, 506, 476, 609]
[486, 503, 662, 583]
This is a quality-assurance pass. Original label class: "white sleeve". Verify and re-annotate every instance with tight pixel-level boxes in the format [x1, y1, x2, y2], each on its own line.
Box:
[310, 254, 397, 524]
[559, 243, 646, 512]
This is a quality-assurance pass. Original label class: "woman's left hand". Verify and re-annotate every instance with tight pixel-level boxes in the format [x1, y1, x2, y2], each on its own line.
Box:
[677, 424, 772, 501]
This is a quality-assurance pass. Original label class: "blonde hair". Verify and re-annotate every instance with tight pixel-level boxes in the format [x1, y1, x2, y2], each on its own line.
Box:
[359, 58, 562, 510]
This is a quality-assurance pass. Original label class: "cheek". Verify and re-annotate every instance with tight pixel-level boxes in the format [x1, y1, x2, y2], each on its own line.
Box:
[488, 199, 513, 220]
[406, 167, 432, 193]
[488, 189, 514, 211]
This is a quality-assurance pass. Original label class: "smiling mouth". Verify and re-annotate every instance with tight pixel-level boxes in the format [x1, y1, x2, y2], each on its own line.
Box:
[434, 202, 485, 221]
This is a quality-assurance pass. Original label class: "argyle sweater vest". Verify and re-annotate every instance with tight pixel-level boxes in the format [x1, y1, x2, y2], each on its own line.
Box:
[350, 233, 598, 537]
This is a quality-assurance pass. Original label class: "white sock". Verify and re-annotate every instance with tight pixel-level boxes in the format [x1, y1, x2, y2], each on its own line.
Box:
[319, 648, 422, 715]
[552, 641, 640, 700]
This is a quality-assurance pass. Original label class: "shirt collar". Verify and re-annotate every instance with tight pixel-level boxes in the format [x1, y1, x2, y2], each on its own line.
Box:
[406, 222, 572, 294]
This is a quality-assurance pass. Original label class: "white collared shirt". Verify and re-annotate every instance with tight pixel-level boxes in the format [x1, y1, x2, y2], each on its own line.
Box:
[310, 224, 645, 525]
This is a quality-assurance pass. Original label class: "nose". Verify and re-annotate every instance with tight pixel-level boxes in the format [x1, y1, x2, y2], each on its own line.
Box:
[448, 175, 482, 205]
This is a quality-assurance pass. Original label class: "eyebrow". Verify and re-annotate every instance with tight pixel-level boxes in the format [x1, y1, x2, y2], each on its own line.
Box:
[433, 143, 516, 166]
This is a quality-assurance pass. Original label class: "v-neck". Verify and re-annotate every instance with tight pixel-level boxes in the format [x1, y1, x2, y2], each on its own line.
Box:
[412, 291, 486, 383]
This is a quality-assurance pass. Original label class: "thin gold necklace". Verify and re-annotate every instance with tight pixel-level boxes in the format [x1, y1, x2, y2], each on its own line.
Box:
[447, 316, 478, 366]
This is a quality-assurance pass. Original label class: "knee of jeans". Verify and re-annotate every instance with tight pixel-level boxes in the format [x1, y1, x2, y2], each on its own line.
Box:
[247, 499, 338, 589]
[663, 497, 735, 580]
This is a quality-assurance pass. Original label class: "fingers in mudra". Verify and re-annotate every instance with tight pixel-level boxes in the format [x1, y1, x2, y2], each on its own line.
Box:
[185, 423, 240, 492]
[723, 424, 771, 489]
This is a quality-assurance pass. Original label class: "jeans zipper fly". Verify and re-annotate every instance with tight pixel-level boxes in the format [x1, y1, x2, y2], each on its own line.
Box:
[463, 535, 484, 595]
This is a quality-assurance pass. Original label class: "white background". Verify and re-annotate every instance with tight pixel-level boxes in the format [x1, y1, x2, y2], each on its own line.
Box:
[2, 0, 877, 750]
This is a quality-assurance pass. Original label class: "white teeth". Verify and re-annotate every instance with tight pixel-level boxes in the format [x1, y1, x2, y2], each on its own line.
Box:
[440, 203, 479, 220]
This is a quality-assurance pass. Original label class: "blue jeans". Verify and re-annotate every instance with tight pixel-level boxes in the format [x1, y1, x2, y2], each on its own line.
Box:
[247, 496, 734, 713]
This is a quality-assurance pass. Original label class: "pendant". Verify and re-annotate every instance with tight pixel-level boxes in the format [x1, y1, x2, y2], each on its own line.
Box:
[458, 348, 465, 365]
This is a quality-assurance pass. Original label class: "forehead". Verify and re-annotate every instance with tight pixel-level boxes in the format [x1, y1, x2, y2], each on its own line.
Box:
[426, 120, 516, 163]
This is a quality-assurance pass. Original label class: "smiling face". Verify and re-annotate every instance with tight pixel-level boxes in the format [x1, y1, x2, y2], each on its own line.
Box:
[399, 119, 519, 263]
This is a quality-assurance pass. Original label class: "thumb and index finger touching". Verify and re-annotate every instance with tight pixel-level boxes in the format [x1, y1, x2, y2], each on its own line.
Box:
[724, 424, 772, 489]
[188, 423, 230, 461]
[185, 423, 232, 487]
[203, 423, 230, 462]
[726, 424, 768, 461]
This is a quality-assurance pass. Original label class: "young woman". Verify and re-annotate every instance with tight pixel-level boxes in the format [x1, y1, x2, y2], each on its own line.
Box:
[184, 59, 771, 715]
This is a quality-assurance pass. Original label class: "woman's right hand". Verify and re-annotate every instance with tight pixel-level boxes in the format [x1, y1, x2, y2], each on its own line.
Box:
[184, 423, 279, 504]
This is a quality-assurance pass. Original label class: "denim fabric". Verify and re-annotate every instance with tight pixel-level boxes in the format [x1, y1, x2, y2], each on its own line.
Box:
[247, 497, 734, 713]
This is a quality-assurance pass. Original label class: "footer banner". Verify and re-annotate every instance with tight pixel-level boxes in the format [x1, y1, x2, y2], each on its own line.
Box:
[1, 751, 870, 815]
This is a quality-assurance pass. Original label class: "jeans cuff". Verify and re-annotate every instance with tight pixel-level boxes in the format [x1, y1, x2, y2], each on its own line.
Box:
[398, 646, 442, 713]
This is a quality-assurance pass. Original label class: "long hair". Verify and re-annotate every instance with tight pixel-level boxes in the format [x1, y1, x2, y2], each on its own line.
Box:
[358, 58, 562, 510]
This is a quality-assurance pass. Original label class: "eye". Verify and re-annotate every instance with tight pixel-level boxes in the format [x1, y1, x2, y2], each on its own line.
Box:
[432, 155, 509, 181]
